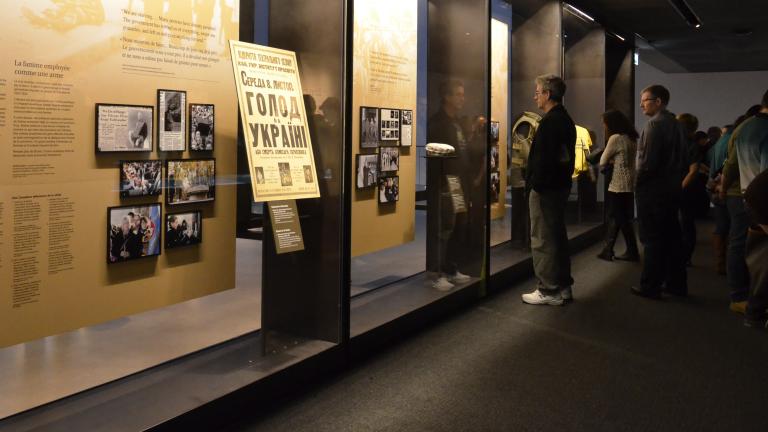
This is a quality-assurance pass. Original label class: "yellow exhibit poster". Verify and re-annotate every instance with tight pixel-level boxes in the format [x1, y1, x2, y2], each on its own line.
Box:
[229, 41, 320, 202]
[351, 0, 418, 257]
[0, 0, 239, 348]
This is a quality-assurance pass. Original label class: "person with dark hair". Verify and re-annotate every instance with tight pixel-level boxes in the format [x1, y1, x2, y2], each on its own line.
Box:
[732, 90, 768, 326]
[707, 126, 722, 147]
[427, 79, 473, 291]
[631, 84, 688, 299]
[677, 114, 710, 266]
[521, 74, 576, 306]
[720, 99, 768, 314]
[597, 109, 639, 261]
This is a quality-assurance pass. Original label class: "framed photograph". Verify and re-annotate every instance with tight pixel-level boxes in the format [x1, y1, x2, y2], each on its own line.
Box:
[356, 154, 378, 189]
[165, 159, 215, 206]
[278, 162, 293, 186]
[119, 160, 162, 198]
[107, 203, 162, 263]
[157, 89, 187, 151]
[189, 104, 214, 151]
[400, 109, 413, 147]
[490, 172, 500, 203]
[165, 211, 202, 249]
[302, 165, 314, 184]
[490, 145, 500, 173]
[95, 104, 153, 153]
[378, 176, 399, 204]
[379, 146, 400, 172]
[490, 120, 500, 142]
[380, 108, 401, 144]
[360, 106, 379, 148]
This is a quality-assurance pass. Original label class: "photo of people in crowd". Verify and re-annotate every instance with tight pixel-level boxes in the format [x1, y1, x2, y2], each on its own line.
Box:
[303, 165, 314, 183]
[378, 176, 399, 204]
[490, 171, 500, 203]
[279, 162, 293, 186]
[380, 147, 399, 172]
[490, 120, 500, 142]
[190, 104, 214, 151]
[165, 211, 202, 249]
[158, 89, 186, 151]
[96, 104, 153, 152]
[356, 154, 378, 189]
[490, 145, 499, 172]
[166, 159, 215, 205]
[361, 106, 379, 148]
[120, 160, 162, 198]
[107, 204, 161, 263]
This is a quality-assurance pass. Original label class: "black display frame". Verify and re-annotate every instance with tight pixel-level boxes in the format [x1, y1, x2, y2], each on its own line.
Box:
[157, 89, 188, 152]
[378, 107, 401, 146]
[355, 153, 379, 189]
[189, 103, 215, 152]
[378, 146, 399, 173]
[119, 159, 163, 198]
[106, 203, 163, 264]
[377, 175, 400, 204]
[164, 210, 203, 249]
[360, 105, 380, 149]
[165, 158, 216, 206]
[95, 103, 155, 153]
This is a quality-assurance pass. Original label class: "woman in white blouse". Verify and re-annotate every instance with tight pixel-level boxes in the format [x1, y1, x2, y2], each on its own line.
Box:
[597, 110, 640, 261]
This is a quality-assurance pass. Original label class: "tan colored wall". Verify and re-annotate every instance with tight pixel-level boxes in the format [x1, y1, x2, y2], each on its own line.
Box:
[0, 1, 239, 347]
[491, 19, 509, 220]
[351, 0, 418, 257]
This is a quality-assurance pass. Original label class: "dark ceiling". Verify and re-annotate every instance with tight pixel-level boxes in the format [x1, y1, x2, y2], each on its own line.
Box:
[567, 0, 768, 73]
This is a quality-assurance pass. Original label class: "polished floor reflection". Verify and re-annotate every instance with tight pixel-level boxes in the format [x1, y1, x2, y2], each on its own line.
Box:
[0, 239, 262, 419]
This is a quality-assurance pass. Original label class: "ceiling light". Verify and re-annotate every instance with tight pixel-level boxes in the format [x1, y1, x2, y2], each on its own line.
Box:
[667, 0, 703, 28]
[609, 32, 625, 42]
[564, 4, 594, 23]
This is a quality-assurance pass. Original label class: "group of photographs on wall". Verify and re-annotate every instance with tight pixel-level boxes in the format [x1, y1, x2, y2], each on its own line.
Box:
[110, 159, 214, 263]
[489, 120, 501, 203]
[358, 106, 409, 204]
[99, 90, 214, 264]
[95, 90, 214, 153]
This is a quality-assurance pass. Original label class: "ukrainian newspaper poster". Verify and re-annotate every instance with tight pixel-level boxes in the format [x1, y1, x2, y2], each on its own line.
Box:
[229, 41, 320, 202]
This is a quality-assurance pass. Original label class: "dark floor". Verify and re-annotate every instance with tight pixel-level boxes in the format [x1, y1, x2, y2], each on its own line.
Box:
[233, 222, 768, 432]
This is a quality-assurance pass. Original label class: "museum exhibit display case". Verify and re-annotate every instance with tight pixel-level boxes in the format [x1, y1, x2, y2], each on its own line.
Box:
[0, 1, 631, 429]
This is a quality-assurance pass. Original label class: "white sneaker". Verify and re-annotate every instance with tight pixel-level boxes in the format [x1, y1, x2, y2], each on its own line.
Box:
[450, 271, 471, 283]
[561, 286, 573, 302]
[522, 289, 564, 306]
[433, 277, 455, 292]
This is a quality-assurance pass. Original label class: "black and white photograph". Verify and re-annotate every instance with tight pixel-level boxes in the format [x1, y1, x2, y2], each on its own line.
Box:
[490, 171, 500, 203]
[360, 106, 379, 148]
[490, 145, 500, 172]
[107, 204, 161, 263]
[380, 108, 401, 144]
[490, 120, 500, 142]
[157, 89, 187, 151]
[356, 154, 378, 189]
[379, 146, 399, 172]
[189, 103, 214, 151]
[166, 159, 215, 206]
[95, 104, 153, 152]
[400, 109, 413, 147]
[279, 162, 293, 186]
[255, 167, 266, 184]
[120, 160, 162, 198]
[303, 165, 314, 183]
[378, 176, 399, 204]
[165, 211, 202, 249]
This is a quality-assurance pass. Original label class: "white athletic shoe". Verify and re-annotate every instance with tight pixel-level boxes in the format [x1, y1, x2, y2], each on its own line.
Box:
[450, 271, 472, 283]
[433, 277, 455, 292]
[561, 286, 573, 302]
[522, 289, 564, 306]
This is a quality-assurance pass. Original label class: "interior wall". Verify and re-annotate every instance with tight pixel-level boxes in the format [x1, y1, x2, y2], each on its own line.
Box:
[564, 28, 606, 149]
[490, 19, 509, 220]
[635, 58, 768, 131]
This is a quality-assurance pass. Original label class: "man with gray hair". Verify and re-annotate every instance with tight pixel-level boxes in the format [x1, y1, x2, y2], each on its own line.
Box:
[521, 74, 576, 306]
[631, 84, 688, 299]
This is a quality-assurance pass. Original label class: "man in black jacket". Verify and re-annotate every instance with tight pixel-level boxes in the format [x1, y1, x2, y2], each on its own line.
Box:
[521, 74, 576, 306]
[631, 84, 688, 299]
